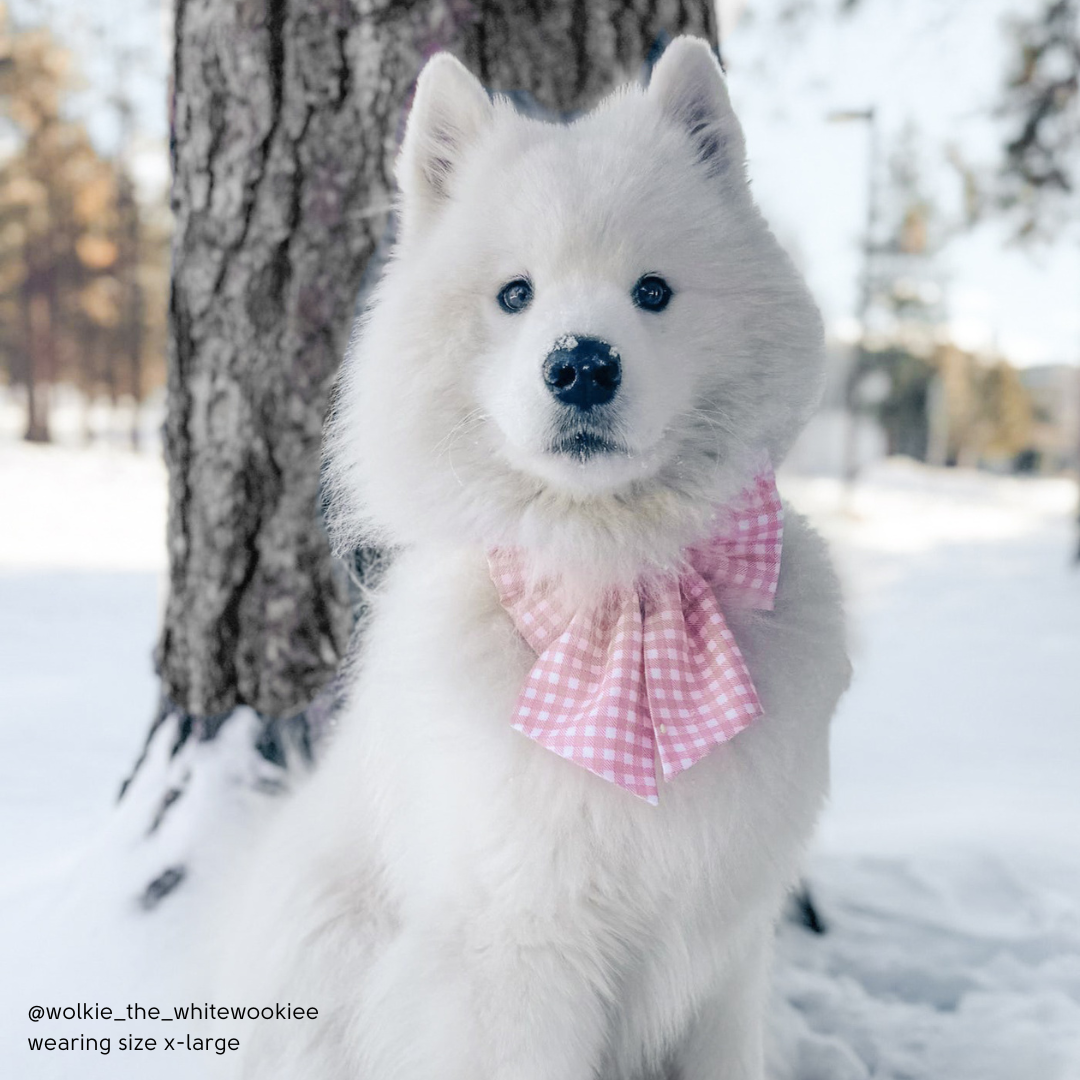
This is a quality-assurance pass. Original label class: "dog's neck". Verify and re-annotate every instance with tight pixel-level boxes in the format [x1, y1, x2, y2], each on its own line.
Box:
[484, 460, 767, 602]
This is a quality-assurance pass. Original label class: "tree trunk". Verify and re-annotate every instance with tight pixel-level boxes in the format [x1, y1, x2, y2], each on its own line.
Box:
[115, 168, 145, 452]
[156, 0, 717, 750]
[23, 284, 53, 443]
[458, 0, 717, 112]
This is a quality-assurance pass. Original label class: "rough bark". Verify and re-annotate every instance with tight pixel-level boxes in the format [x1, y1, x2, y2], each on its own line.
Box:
[161, 0, 426, 722]
[158, 0, 718, 735]
[460, 0, 716, 112]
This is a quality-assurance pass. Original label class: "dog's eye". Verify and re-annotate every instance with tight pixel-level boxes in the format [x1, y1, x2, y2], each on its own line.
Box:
[632, 275, 673, 313]
[497, 278, 533, 314]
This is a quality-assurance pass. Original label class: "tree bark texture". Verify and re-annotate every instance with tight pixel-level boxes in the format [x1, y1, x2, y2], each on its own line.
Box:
[160, 0, 717, 727]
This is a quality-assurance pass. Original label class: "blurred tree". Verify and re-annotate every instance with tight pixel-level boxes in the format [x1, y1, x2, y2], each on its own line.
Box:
[997, 0, 1080, 557]
[841, 124, 946, 478]
[867, 124, 948, 353]
[847, 121, 1036, 476]
[853, 340, 1033, 470]
[853, 347, 933, 460]
[129, 0, 719, 903]
[977, 358, 1034, 462]
[999, 0, 1079, 240]
[0, 5, 168, 443]
[925, 344, 1033, 469]
[0, 12, 84, 441]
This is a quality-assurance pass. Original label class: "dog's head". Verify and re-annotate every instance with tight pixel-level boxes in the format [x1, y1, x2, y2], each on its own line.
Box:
[327, 38, 823, 584]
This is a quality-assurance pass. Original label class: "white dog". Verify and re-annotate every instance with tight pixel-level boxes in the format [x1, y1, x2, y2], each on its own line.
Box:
[220, 37, 849, 1080]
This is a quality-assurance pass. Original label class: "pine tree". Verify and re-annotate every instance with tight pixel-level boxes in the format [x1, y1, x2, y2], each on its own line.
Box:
[997, 0, 1079, 557]
[1000, 0, 1079, 239]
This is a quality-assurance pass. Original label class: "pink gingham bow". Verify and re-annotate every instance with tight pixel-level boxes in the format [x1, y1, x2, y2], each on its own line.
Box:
[488, 468, 783, 804]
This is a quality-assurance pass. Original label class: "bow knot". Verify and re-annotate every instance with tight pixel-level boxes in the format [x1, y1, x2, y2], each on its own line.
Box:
[489, 468, 783, 804]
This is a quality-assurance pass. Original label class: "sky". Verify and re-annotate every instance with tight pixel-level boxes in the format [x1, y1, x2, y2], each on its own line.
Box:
[722, 0, 1080, 368]
[10, 0, 1078, 368]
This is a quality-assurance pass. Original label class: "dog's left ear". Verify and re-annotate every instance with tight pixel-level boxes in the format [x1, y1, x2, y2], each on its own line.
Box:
[397, 53, 493, 241]
[648, 37, 746, 182]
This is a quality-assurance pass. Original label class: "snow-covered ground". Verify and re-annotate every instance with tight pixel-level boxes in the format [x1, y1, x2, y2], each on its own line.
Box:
[775, 465, 1080, 1080]
[0, 443, 167, 878]
[1, 442, 1078, 1078]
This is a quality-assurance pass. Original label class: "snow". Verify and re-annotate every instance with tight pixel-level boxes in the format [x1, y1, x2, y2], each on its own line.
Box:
[0, 438, 167, 573]
[0, 443, 167, 877]
[773, 462, 1080, 1079]
[785, 463, 1080, 855]
[773, 852, 1080, 1079]
[1, 442, 1078, 1077]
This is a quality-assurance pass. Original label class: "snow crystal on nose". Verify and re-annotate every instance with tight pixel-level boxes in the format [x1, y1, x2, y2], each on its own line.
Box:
[553, 334, 579, 351]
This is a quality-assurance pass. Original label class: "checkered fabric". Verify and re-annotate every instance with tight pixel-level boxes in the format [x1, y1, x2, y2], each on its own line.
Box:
[488, 467, 783, 804]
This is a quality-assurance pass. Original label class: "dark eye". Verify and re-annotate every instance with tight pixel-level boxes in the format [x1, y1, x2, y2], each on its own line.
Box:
[497, 277, 533, 314]
[632, 274, 673, 313]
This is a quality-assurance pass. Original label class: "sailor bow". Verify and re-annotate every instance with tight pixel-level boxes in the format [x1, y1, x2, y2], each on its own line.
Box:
[488, 468, 783, 804]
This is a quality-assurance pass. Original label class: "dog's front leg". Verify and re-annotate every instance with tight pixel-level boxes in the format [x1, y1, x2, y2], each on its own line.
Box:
[356, 920, 608, 1080]
[669, 929, 771, 1080]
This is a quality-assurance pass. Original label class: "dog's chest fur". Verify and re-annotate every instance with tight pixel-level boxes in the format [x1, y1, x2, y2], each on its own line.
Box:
[224, 508, 846, 1077]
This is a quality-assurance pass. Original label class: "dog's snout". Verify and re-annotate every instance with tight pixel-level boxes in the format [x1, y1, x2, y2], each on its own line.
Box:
[542, 337, 621, 411]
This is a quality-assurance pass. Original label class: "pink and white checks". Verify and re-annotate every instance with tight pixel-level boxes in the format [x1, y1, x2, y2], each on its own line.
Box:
[488, 467, 784, 804]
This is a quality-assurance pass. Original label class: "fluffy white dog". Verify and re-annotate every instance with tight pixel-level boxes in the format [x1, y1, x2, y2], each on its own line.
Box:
[220, 37, 850, 1080]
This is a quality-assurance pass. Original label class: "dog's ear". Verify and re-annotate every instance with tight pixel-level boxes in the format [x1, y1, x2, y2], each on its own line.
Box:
[648, 37, 746, 182]
[397, 53, 493, 240]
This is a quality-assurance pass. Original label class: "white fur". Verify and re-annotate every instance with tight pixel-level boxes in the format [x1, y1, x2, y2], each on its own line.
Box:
[220, 38, 850, 1080]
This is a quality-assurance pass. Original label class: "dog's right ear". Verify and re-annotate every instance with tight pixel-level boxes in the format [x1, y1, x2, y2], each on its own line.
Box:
[397, 53, 493, 241]
[648, 37, 746, 184]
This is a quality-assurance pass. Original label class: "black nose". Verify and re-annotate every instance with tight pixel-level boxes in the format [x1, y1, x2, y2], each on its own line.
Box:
[542, 337, 621, 410]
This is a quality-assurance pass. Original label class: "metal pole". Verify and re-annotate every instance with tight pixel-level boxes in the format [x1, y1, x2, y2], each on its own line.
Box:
[828, 108, 878, 489]
[1074, 353, 1080, 563]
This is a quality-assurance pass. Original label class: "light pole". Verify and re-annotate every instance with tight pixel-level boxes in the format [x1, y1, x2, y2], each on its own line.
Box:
[827, 107, 880, 486]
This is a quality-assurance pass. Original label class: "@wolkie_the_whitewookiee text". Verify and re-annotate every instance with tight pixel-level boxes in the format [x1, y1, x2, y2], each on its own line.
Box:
[25, 1000, 320, 1059]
